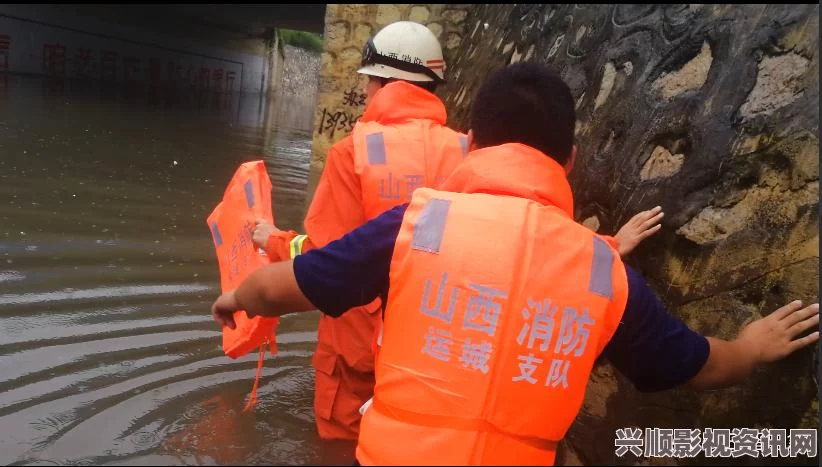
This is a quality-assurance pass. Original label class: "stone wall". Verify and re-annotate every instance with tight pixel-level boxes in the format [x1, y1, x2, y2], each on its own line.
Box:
[305, 3, 470, 207]
[269, 44, 321, 133]
[309, 3, 819, 464]
[281, 44, 321, 100]
[437, 4, 819, 466]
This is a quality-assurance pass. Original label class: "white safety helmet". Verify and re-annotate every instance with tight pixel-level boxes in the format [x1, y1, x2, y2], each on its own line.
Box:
[357, 21, 446, 83]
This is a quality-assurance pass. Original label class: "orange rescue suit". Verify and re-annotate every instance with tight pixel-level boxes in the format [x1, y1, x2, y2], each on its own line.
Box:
[356, 143, 630, 465]
[265, 81, 467, 440]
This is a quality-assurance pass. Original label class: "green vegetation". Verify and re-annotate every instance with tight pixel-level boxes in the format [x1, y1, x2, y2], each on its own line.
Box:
[277, 28, 324, 54]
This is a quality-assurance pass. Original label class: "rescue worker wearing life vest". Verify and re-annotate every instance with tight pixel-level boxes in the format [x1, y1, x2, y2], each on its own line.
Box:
[213, 63, 820, 465]
[250, 21, 661, 441]
[251, 21, 470, 441]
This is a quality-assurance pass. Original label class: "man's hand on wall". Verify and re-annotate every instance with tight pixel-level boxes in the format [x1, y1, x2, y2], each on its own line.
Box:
[614, 206, 664, 257]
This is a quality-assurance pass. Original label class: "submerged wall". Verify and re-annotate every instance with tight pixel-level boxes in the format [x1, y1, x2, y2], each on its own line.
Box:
[0, 4, 276, 93]
[270, 44, 321, 132]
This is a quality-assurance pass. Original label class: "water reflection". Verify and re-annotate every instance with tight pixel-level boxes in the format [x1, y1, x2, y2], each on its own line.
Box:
[0, 74, 347, 465]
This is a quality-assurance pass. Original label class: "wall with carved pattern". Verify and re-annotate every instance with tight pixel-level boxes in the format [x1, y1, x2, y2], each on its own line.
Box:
[310, 5, 818, 464]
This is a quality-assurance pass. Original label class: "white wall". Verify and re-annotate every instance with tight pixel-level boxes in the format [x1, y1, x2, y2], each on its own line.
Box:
[0, 5, 267, 93]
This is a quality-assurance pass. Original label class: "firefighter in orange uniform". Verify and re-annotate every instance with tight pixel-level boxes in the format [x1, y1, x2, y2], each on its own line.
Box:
[253, 21, 469, 441]
[214, 63, 819, 465]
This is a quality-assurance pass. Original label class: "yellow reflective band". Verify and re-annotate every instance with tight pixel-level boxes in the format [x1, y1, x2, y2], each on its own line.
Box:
[290, 234, 308, 259]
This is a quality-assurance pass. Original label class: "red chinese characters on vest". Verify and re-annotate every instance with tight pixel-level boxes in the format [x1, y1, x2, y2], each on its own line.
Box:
[207, 160, 279, 360]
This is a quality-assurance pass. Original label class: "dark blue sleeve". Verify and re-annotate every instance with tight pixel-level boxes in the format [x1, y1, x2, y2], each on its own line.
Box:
[601, 266, 710, 392]
[292, 204, 407, 317]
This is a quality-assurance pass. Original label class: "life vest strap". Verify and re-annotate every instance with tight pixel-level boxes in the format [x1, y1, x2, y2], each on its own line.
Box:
[242, 339, 268, 413]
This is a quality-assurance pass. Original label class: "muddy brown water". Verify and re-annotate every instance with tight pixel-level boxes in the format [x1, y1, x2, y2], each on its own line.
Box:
[0, 76, 352, 466]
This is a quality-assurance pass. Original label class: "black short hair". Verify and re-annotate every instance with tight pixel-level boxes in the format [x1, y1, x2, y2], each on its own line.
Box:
[469, 63, 575, 165]
[380, 77, 438, 93]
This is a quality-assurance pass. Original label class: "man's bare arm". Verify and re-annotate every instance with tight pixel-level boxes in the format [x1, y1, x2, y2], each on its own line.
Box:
[686, 300, 819, 390]
[211, 261, 315, 329]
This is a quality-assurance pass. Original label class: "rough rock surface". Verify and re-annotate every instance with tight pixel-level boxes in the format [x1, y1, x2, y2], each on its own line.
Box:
[437, 4, 819, 466]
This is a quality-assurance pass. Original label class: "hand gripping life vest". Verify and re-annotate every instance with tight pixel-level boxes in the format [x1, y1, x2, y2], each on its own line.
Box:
[356, 146, 630, 466]
[207, 160, 279, 411]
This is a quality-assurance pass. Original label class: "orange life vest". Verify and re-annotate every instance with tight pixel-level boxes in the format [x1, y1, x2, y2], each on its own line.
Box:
[351, 81, 468, 363]
[351, 81, 469, 222]
[356, 143, 629, 466]
[290, 82, 469, 439]
[207, 160, 279, 411]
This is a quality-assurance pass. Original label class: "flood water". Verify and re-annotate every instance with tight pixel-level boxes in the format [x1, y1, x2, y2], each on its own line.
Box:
[0, 75, 351, 465]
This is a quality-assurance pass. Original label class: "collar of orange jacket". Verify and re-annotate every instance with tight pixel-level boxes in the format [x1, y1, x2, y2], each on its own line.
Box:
[361, 81, 447, 125]
[439, 143, 575, 218]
